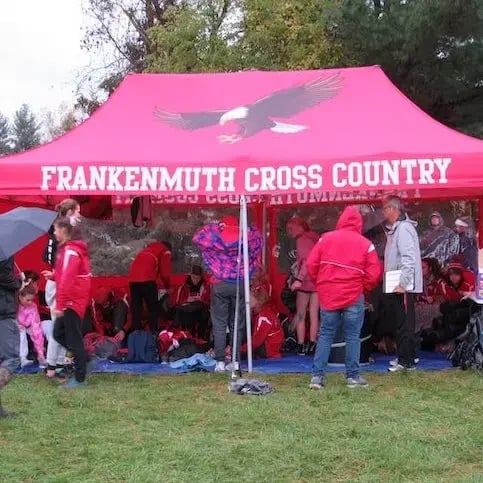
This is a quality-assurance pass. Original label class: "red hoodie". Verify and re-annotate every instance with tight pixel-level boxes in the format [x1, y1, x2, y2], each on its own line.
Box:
[128, 242, 171, 287]
[241, 304, 284, 359]
[307, 206, 382, 311]
[54, 239, 92, 318]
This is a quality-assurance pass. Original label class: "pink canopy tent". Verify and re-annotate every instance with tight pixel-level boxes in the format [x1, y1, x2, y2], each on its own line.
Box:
[0, 65, 482, 200]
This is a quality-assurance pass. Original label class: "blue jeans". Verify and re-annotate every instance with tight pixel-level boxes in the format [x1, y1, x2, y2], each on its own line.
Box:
[0, 318, 20, 373]
[312, 296, 364, 379]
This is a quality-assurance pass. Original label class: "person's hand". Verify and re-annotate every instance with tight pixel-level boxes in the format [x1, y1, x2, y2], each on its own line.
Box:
[52, 309, 64, 318]
[113, 330, 125, 343]
[393, 285, 406, 294]
[41, 270, 54, 280]
[291, 280, 302, 291]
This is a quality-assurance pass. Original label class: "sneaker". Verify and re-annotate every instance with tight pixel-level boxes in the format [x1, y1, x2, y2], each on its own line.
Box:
[20, 359, 34, 368]
[388, 363, 416, 373]
[389, 357, 420, 367]
[309, 376, 324, 390]
[225, 361, 240, 372]
[214, 361, 226, 373]
[297, 344, 306, 356]
[59, 378, 88, 389]
[347, 376, 369, 388]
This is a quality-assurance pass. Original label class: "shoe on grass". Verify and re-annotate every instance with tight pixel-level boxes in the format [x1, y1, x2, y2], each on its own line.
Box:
[309, 376, 324, 390]
[390, 357, 420, 367]
[347, 376, 369, 388]
[214, 361, 226, 373]
[59, 378, 88, 389]
[388, 363, 416, 373]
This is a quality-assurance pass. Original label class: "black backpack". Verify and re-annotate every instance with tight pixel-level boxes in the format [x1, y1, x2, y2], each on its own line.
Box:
[127, 330, 158, 363]
[449, 312, 483, 370]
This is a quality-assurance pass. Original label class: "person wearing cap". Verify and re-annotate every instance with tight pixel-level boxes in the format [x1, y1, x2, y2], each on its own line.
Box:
[382, 196, 423, 373]
[173, 265, 211, 339]
[454, 218, 477, 273]
[128, 240, 172, 335]
[420, 211, 459, 269]
[193, 215, 262, 372]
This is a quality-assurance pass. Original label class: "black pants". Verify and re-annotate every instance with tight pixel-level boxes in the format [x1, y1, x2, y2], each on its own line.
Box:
[54, 309, 88, 382]
[174, 302, 210, 339]
[388, 293, 417, 367]
[130, 281, 159, 333]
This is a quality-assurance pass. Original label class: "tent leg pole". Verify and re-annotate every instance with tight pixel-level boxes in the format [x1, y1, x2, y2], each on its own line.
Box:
[241, 195, 253, 374]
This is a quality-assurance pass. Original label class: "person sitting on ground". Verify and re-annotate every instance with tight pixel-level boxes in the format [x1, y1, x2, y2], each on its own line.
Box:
[128, 240, 172, 335]
[415, 258, 444, 334]
[173, 265, 211, 340]
[440, 261, 475, 302]
[241, 285, 284, 359]
[17, 285, 46, 368]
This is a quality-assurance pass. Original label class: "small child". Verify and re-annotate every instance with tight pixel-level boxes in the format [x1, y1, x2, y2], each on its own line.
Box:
[17, 285, 46, 367]
[241, 285, 284, 359]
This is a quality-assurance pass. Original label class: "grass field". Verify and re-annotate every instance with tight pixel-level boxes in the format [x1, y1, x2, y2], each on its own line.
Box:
[0, 370, 482, 483]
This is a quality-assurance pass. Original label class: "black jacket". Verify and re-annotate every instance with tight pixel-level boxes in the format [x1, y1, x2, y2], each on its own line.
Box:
[0, 257, 21, 319]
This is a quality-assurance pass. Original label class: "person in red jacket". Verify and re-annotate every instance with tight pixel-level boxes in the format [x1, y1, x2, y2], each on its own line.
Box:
[128, 241, 172, 334]
[306, 206, 381, 389]
[439, 261, 475, 302]
[42, 217, 92, 388]
[241, 285, 284, 359]
[173, 265, 211, 339]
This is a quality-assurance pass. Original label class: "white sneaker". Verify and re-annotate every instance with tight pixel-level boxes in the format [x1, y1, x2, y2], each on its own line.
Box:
[214, 361, 226, 373]
[389, 358, 420, 367]
[388, 363, 416, 373]
[225, 362, 240, 372]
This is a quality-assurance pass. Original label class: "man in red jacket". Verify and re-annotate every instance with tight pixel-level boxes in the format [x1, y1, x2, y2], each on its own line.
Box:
[306, 206, 381, 389]
[128, 241, 171, 334]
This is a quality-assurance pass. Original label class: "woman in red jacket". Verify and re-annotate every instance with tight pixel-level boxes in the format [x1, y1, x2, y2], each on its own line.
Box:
[241, 285, 284, 359]
[42, 217, 92, 388]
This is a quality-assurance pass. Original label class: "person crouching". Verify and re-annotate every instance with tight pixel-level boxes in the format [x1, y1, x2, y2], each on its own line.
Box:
[241, 285, 284, 359]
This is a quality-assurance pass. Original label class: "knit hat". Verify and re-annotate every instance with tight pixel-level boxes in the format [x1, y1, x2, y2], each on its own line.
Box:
[447, 261, 464, 273]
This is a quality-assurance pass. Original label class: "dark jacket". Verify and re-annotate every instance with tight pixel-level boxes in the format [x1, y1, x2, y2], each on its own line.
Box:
[43, 225, 58, 266]
[0, 257, 22, 319]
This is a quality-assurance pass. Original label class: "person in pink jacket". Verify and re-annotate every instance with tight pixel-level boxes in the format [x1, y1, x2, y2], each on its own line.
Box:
[17, 285, 45, 367]
[286, 217, 320, 356]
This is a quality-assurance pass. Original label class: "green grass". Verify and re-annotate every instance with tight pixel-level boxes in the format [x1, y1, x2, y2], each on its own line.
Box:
[0, 371, 482, 483]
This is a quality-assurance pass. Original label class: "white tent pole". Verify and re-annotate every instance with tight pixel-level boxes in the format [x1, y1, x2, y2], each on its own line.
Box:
[241, 195, 253, 373]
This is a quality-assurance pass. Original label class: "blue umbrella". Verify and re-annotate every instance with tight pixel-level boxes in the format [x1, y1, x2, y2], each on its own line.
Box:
[0, 207, 57, 261]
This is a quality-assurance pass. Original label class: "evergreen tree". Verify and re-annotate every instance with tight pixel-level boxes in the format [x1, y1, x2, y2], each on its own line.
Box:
[0, 112, 11, 155]
[11, 104, 41, 152]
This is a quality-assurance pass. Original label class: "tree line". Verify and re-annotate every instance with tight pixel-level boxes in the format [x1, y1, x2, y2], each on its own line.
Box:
[0, 104, 77, 155]
[81, 0, 482, 138]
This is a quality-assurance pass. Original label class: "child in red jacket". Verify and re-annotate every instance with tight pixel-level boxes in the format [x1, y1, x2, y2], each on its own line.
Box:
[241, 285, 284, 359]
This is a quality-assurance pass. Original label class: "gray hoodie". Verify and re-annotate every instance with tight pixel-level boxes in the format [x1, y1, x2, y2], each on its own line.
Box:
[384, 217, 423, 293]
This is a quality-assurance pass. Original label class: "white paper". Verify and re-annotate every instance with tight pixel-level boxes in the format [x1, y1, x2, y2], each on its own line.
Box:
[384, 270, 413, 293]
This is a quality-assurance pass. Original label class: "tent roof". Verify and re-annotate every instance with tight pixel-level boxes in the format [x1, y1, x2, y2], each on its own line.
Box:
[1, 65, 482, 198]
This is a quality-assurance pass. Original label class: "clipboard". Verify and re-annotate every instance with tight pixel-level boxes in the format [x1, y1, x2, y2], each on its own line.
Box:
[384, 270, 414, 293]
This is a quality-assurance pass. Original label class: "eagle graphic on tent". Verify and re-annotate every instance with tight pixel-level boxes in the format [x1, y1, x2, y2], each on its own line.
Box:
[154, 73, 342, 143]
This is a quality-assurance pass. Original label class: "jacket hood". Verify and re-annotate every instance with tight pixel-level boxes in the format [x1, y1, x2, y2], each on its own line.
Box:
[66, 239, 89, 257]
[429, 211, 444, 227]
[145, 241, 170, 255]
[336, 207, 362, 233]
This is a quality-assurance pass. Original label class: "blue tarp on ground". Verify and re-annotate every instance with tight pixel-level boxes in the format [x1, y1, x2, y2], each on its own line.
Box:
[17, 351, 452, 375]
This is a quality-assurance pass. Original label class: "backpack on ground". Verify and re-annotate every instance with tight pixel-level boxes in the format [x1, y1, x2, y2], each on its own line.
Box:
[449, 312, 483, 370]
[127, 330, 158, 363]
